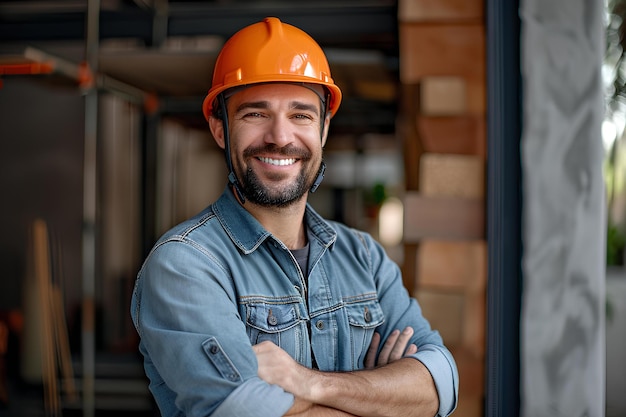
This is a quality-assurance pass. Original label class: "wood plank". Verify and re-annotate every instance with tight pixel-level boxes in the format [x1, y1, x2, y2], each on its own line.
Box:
[463, 289, 486, 357]
[416, 115, 486, 158]
[420, 76, 466, 116]
[416, 240, 487, 291]
[450, 346, 485, 398]
[404, 192, 485, 241]
[398, 0, 484, 22]
[415, 290, 464, 346]
[416, 239, 487, 356]
[32, 219, 59, 415]
[464, 75, 486, 115]
[399, 83, 424, 191]
[52, 286, 78, 403]
[401, 243, 419, 293]
[48, 228, 78, 404]
[419, 153, 485, 198]
[399, 23, 485, 84]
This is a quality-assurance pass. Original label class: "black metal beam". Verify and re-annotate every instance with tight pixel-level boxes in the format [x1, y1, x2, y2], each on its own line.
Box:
[485, 0, 522, 416]
[0, 1, 397, 54]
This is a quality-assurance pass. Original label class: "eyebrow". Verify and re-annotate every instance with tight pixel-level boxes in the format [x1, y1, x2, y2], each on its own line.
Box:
[235, 100, 320, 116]
[235, 101, 269, 113]
[290, 101, 320, 116]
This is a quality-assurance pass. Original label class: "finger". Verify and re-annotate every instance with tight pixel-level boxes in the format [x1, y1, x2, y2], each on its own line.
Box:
[377, 329, 400, 366]
[252, 340, 270, 353]
[405, 343, 418, 356]
[365, 332, 381, 369]
[389, 327, 414, 362]
[252, 340, 278, 359]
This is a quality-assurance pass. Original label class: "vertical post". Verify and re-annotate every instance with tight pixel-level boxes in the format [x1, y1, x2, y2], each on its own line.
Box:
[141, 111, 159, 259]
[152, 0, 169, 48]
[83, 1, 100, 416]
[485, 0, 522, 416]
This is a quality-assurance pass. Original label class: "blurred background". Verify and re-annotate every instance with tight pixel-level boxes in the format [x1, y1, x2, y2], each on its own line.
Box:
[0, 0, 621, 416]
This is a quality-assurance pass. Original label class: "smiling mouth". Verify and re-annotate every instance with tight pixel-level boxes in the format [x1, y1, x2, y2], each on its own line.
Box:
[257, 157, 298, 166]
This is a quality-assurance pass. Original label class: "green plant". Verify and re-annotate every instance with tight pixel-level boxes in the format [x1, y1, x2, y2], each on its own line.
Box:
[607, 223, 626, 265]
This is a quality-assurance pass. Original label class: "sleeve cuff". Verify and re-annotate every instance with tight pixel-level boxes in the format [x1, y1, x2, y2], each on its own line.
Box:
[409, 344, 459, 417]
[211, 377, 294, 417]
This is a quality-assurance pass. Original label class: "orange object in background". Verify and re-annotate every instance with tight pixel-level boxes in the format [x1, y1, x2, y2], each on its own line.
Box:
[0, 62, 54, 76]
[0, 62, 55, 90]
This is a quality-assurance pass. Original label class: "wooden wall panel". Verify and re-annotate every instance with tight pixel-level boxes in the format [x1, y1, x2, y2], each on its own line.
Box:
[416, 240, 487, 291]
[398, 0, 484, 22]
[404, 193, 485, 241]
[420, 76, 466, 115]
[399, 24, 485, 83]
[417, 115, 486, 158]
[419, 153, 485, 198]
[415, 290, 464, 345]
[398, 5, 486, 416]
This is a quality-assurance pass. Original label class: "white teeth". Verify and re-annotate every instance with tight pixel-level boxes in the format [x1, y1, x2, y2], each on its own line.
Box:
[258, 157, 297, 166]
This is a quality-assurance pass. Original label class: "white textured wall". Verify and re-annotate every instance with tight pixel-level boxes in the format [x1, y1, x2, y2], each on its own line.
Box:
[520, 0, 606, 416]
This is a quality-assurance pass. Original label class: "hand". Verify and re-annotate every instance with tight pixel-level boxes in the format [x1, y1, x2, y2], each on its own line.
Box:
[254, 342, 362, 417]
[252, 340, 312, 399]
[364, 327, 418, 369]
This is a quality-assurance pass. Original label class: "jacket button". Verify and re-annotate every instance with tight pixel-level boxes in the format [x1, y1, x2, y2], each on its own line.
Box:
[316, 320, 324, 330]
[210, 344, 219, 354]
[364, 307, 372, 323]
[268, 310, 278, 326]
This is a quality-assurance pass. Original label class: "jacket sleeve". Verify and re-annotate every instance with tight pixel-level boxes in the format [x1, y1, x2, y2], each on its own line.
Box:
[131, 238, 294, 417]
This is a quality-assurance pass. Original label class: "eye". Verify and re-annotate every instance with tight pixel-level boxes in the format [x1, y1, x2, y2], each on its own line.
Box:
[291, 113, 316, 123]
[242, 112, 265, 119]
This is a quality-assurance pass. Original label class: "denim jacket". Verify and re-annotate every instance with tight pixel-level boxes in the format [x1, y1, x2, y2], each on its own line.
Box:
[131, 187, 459, 417]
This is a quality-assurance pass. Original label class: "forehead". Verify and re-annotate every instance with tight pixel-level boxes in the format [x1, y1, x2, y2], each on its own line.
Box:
[228, 83, 321, 107]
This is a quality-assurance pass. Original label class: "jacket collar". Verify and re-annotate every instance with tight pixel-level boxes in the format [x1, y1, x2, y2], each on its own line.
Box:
[213, 186, 337, 254]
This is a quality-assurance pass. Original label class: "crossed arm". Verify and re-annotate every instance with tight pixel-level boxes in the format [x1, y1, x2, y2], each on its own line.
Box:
[252, 327, 439, 417]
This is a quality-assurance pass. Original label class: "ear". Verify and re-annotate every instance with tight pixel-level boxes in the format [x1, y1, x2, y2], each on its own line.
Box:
[208, 116, 226, 149]
[321, 115, 331, 147]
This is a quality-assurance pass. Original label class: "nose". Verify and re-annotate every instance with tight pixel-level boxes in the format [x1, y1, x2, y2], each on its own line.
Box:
[264, 115, 294, 147]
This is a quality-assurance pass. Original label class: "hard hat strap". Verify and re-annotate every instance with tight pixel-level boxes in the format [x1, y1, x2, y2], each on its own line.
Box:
[310, 160, 326, 193]
[218, 93, 246, 205]
[310, 93, 331, 194]
[320, 92, 331, 139]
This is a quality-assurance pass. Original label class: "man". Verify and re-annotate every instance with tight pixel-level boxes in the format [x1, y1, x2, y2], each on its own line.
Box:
[131, 17, 458, 417]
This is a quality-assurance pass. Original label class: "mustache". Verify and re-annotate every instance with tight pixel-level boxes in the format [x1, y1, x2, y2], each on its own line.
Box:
[243, 144, 311, 160]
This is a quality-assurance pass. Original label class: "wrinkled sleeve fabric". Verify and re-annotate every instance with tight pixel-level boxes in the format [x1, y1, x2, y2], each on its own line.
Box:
[358, 231, 459, 416]
[212, 378, 294, 417]
[132, 238, 293, 417]
[409, 345, 459, 416]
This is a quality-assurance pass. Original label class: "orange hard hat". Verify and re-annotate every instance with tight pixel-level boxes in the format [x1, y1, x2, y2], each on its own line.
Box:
[202, 17, 342, 121]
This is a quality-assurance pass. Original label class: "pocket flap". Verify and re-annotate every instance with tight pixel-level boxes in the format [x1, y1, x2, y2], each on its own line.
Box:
[245, 302, 301, 333]
[345, 300, 384, 329]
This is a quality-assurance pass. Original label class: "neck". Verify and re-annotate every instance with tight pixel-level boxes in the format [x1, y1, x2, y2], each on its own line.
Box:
[244, 198, 308, 250]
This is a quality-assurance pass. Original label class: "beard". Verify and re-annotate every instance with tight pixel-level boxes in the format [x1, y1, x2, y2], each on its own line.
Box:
[236, 144, 321, 208]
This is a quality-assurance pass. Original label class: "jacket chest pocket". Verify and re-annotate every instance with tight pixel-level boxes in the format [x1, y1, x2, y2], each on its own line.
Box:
[345, 300, 385, 368]
[245, 302, 308, 363]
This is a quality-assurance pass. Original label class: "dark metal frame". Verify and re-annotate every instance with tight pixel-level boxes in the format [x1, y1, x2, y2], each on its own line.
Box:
[486, 0, 522, 416]
[0, 1, 398, 53]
